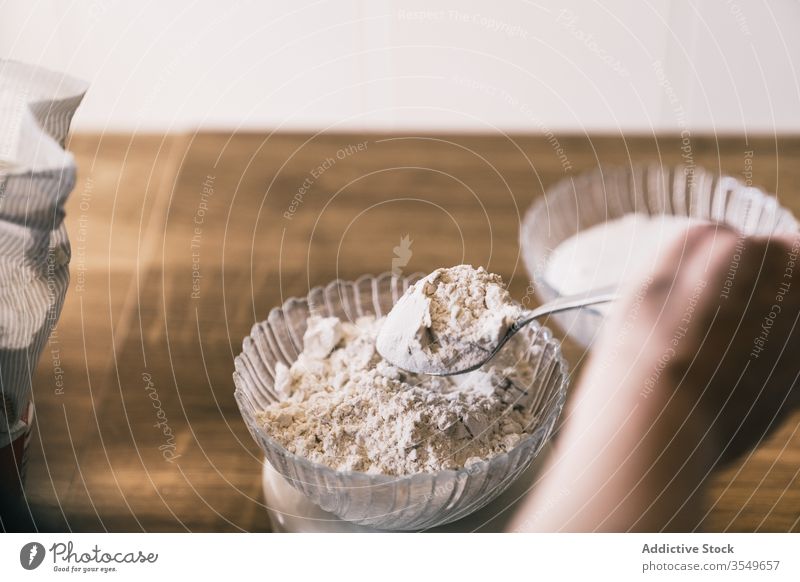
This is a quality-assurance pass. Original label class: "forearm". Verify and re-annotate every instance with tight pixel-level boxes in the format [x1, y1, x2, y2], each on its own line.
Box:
[511, 363, 720, 532]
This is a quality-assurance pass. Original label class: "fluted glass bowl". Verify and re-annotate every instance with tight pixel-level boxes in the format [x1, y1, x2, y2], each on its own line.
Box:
[233, 272, 568, 530]
[521, 164, 799, 347]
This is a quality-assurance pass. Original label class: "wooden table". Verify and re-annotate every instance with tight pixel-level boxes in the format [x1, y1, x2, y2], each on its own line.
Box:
[22, 132, 800, 532]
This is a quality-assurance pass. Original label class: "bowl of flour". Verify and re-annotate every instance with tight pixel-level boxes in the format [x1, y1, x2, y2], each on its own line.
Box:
[521, 164, 799, 347]
[233, 272, 568, 530]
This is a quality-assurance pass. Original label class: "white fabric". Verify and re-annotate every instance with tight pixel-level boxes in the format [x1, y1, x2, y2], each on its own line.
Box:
[0, 60, 87, 446]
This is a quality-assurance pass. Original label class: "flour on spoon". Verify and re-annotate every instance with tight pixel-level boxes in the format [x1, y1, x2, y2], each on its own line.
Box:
[376, 265, 522, 375]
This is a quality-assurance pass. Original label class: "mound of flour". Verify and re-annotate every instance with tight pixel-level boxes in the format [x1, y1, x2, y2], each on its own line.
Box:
[257, 314, 537, 476]
[545, 213, 705, 295]
[376, 265, 523, 374]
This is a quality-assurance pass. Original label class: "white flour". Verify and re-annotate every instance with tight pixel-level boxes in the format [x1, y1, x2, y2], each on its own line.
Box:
[544, 213, 704, 296]
[258, 314, 538, 476]
[376, 265, 522, 374]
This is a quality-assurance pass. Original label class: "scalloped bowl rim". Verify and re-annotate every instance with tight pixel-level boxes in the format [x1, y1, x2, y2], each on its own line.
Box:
[522, 163, 800, 271]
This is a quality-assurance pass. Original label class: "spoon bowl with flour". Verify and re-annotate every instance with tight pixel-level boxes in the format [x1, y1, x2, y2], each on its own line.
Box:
[376, 265, 617, 376]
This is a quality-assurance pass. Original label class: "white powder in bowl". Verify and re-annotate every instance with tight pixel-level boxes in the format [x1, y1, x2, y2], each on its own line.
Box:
[376, 265, 522, 375]
[544, 213, 705, 295]
[257, 314, 538, 476]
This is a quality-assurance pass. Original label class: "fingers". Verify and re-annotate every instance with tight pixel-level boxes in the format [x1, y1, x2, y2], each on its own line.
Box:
[627, 224, 737, 329]
[762, 230, 800, 252]
[658, 223, 738, 274]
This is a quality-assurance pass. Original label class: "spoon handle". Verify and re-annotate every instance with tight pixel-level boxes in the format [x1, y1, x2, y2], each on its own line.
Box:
[419, 285, 622, 377]
[518, 285, 620, 329]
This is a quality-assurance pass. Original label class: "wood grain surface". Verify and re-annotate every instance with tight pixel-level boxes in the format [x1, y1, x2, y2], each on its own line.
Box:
[20, 132, 800, 532]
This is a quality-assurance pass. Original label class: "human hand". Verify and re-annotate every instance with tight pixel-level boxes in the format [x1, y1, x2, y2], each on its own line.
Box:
[603, 224, 800, 463]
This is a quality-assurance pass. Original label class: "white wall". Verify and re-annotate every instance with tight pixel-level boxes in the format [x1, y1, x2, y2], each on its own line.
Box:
[1, 0, 798, 133]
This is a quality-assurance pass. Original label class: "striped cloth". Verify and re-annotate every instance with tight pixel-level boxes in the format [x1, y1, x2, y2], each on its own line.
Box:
[0, 60, 87, 450]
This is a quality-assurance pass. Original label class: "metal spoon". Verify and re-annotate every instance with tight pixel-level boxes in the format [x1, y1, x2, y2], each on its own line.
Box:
[378, 286, 618, 376]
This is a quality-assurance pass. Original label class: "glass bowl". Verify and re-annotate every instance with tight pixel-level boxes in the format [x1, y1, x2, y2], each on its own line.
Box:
[233, 272, 568, 531]
[521, 164, 799, 347]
